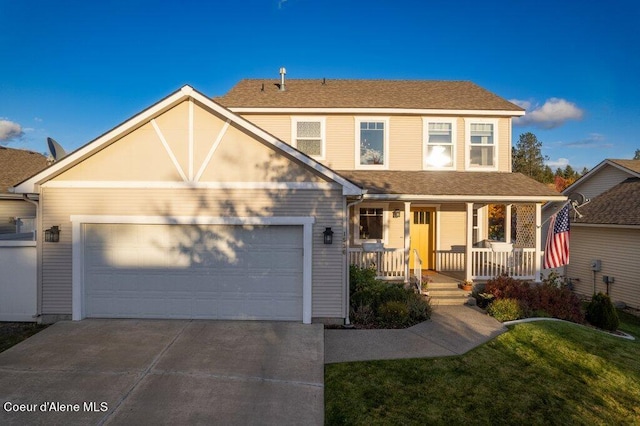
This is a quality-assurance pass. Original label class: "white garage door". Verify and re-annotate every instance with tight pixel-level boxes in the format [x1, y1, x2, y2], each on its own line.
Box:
[83, 223, 303, 320]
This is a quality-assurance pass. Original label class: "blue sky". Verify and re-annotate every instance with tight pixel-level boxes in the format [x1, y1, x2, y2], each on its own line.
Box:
[1, 0, 638, 171]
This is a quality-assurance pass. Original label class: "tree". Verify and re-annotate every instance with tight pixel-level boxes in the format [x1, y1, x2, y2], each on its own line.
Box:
[634, 149, 640, 160]
[512, 132, 550, 183]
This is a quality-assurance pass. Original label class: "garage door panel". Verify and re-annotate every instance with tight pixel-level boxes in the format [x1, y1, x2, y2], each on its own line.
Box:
[84, 224, 303, 320]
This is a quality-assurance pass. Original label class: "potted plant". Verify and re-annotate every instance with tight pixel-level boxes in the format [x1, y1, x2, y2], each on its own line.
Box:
[460, 279, 473, 291]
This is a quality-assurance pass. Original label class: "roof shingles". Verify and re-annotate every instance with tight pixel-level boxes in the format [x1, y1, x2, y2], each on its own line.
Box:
[337, 170, 562, 199]
[0, 147, 48, 194]
[574, 177, 640, 226]
[216, 79, 524, 111]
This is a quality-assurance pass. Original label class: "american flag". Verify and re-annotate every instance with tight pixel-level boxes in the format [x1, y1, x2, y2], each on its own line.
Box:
[544, 203, 570, 269]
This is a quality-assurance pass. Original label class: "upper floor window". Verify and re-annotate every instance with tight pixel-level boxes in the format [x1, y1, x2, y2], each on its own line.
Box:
[292, 117, 325, 159]
[356, 118, 389, 169]
[423, 118, 456, 169]
[466, 119, 499, 170]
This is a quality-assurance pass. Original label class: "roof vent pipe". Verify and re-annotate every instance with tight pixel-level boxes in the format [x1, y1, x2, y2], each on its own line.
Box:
[279, 67, 286, 91]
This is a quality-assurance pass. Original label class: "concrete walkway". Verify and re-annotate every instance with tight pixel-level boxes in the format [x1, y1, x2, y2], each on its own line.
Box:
[325, 305, 506, 363]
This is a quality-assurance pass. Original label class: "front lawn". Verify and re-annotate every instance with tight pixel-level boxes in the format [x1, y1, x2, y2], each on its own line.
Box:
[0, 322, 48, 353]
[325, 312, 640, 425]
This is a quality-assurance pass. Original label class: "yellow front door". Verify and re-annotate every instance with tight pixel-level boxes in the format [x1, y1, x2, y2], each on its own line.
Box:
[409, 208, 433, 270]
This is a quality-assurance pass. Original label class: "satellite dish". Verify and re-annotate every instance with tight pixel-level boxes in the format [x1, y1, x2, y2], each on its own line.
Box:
[568, 192, 589, 207]
[47, 137, 67, 162]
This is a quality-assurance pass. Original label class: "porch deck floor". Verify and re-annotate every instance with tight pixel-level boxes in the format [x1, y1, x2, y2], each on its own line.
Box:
[418, 270, 464, 283]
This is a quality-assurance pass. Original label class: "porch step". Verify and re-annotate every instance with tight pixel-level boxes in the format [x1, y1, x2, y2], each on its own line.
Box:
[424, 281, 471, 306]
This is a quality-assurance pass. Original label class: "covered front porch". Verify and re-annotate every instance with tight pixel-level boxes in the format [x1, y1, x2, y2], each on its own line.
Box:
[348, 201, 542, 283]
[339, 170, 566, 285]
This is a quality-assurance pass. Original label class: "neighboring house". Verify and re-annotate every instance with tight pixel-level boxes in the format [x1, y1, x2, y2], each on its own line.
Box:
[556, 159, 640, 309]
[13, 78, 565, 325]
[0, 146, 48, 237]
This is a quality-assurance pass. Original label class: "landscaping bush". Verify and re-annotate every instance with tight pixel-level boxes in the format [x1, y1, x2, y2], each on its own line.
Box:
[586, 293, 619, 331]
[349, 265, 431, 328]
[377, 301, 410, 327]
[483, 274, 584, 324]
[487, 298, 524, 322]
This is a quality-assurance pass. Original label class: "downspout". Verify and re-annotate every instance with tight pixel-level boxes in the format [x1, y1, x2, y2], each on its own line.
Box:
[344, 194, 365, 326]
[23, 194, 42, 320]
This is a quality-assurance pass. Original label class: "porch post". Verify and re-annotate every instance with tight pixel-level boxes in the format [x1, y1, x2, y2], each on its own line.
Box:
[404, 202, 411, 282]
[534, 202, 542, 282]
[505, 204, 512, 243]
[465, 202, 473, 281]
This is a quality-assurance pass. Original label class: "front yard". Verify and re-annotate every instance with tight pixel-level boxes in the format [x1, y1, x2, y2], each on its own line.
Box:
[325, 310, 640, 425]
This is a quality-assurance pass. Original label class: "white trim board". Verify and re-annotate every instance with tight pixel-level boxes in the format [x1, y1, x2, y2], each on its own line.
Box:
[70, 215, 315, 324]
[230, 107, 525, 116]
[43, 181, 340, 190]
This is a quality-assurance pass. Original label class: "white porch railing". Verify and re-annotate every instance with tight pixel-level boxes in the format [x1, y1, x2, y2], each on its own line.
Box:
[348, 248, 405, 280]
[470, 248, 536, 280]
[351, 247, 537, 281]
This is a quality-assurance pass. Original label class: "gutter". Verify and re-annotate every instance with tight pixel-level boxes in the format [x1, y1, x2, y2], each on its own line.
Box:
[344, 194, 365, 326]
[22, 194, 42, 320]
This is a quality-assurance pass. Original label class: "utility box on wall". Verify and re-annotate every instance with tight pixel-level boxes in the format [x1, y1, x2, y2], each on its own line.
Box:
[590, 260, 601, 272]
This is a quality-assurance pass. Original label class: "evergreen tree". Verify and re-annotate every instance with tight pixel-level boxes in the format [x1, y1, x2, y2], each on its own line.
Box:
[512, 132, 548, 183]
[634, 149, 640, 160]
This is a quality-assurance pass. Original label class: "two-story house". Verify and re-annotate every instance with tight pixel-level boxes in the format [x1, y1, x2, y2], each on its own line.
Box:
[217, 77, 564, 285]
[13, 78, 563, 325]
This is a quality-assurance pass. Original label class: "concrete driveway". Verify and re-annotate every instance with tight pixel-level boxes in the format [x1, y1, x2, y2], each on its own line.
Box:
[0, 320, 324, 425]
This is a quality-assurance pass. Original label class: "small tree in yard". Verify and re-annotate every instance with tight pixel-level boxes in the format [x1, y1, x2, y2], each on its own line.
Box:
[586, 293, 619, 331]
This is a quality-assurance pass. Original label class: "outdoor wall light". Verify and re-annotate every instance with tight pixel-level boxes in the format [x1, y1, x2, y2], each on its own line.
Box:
[393, 208, 401, 218]
[45, 226, 60, 243]
[323, 227, 334, 245]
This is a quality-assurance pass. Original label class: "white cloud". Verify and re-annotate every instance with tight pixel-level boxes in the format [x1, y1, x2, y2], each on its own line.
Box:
[512, 98, 584, 129]
[34, 117, 43, 122]
[278, 0, 288, 8]
[0, 119, 24, 143]
[545, 157, 569, 169]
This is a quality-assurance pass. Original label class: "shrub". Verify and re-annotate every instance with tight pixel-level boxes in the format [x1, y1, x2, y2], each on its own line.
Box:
[406, 293, 431, 323]
[586, 293, 619, 331]
[487, 298, 524, 322]
[349, 265, 431, 328]
[351, 303, 375, 326]
[377, 301, 410, 327]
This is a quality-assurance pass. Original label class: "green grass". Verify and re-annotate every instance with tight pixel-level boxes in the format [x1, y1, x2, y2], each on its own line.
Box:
[326, 312, 640, 425]
[0, 322, 48, 353]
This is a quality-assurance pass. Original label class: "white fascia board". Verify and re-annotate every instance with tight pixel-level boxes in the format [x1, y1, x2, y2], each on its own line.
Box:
[13, 87, 193, 194]
[362, 194, 567, 203]
[572, 223, 640, 230]
[14, 85, 362, 197]
[229, 107, 525, 117]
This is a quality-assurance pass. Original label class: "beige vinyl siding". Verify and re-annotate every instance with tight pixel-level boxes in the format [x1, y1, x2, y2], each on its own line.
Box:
[439, 203, 466, 250]
[387, 202, 405, 249]
[237, 114, 292, 144]
[571, 165, 634, 199]
[496, 118, 510, 172]
[240, 113, 514, 172]
[325, 116, 355, 169]
[389, 116, 421, 170]
[0, 199, 36, 234]
[567, 226, 640, 309]
[40, 187, 345, 318]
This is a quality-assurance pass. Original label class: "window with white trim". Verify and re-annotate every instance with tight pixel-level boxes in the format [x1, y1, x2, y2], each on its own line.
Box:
[356, 118, 388, 169]
[466, 119, 499, 170]
[354, 205, 388, 244]
[423, 118, 456, 169]
[292, 117, 325, 159]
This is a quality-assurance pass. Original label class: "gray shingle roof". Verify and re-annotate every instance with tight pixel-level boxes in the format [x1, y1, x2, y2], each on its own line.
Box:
[216, 79, 524, 111]
[0, 147, 48, 193]
[336, 170, 562, 199]
[574, 177, 640, 225]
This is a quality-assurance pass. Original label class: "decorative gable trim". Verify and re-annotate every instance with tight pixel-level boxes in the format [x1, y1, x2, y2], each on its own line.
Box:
[13, 86, 362, 197]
